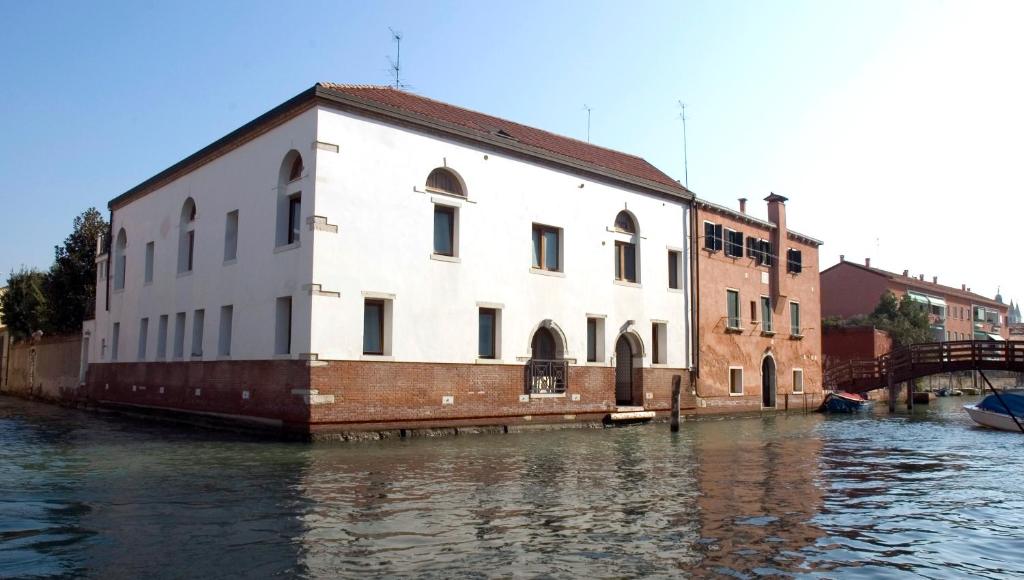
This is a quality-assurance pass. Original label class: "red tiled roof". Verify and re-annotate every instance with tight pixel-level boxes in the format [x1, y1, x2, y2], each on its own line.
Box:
[823, 261, 1006, 309]
[318, 83, 687, 193]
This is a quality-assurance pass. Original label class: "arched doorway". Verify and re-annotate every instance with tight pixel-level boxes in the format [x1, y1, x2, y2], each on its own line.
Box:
[762, 356, 777, 408]
[615, 335, 634, 405]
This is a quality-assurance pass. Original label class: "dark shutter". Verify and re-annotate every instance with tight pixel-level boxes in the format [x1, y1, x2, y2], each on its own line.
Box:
[714, 224, 723, 251]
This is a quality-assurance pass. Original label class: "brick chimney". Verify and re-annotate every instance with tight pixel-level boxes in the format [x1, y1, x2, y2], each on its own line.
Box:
[865, 258, 871, 268]
[840, 254, 845, 262]
[738, 198, 747, 214]
[933, 276, 938, 284]
[765, 193, 789, 300]
[903, 270, 909, 276]
[962, 284, 967, 291]
[919, 274, 925, 281]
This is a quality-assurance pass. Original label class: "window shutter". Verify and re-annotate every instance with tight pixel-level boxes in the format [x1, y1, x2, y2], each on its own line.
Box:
[714, 224, 723, 251]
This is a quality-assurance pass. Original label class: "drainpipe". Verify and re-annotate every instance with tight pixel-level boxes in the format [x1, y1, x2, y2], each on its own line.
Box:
[689, 202, 701, 392]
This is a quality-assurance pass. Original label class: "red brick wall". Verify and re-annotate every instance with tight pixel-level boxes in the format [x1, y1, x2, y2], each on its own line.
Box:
[81, 359, 694, 433]
[822, 326, 892, 372]
[84, 360, 312, 426]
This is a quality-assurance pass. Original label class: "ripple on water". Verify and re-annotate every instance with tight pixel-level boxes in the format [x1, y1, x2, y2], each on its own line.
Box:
[1, 395, 1024, 578]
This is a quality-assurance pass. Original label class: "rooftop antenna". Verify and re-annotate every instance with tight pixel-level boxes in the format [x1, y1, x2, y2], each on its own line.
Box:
[387, 27, 407, 89]
[677, 101, 689, 188]
[583, 104, 592, 142]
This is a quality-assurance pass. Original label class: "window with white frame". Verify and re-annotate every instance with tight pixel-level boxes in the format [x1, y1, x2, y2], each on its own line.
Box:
[727, 289, 741, 329]
[730, 367, 743, 395]
[793, 369, 804, 394]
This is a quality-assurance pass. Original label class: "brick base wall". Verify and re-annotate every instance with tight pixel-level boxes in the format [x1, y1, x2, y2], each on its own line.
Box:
[81, 358, 819, 435]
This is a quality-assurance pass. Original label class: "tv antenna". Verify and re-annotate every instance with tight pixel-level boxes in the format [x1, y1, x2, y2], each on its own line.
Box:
[677, 101, 689, 188]
[583, 104, 592, 142]
[387, 28, 407, 89]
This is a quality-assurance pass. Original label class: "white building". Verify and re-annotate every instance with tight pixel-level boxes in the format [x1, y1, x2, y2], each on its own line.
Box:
[84, 84, 695, 435]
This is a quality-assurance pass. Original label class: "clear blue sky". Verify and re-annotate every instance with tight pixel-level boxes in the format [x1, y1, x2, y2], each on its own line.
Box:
[1, 1, 1019, 303]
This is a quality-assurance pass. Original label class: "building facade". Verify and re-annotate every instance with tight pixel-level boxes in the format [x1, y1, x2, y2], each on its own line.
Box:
[693, 196, 824, 413]
[82, 84, 699, 435]
[820, 259, 1010, 341]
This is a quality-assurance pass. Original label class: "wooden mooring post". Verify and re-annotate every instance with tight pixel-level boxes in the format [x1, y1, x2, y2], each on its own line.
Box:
[906, 381, 914, 411]
[888, 371, 896, 413]
[670, 374, 681, 432]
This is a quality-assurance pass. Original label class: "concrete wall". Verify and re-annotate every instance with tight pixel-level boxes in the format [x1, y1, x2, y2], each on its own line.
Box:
[2, 335, 82, 401]
[310, 105, 693, 368]
[90, 107, 318, 365]
[695, 201, 823, 413]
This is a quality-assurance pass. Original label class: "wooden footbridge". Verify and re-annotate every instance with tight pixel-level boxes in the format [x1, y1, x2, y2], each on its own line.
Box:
[825, 340, 1024, 411]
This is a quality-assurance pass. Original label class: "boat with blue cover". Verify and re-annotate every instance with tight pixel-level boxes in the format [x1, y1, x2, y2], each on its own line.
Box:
[820, 391, 873, 413]
[964, 390, 1024, 432]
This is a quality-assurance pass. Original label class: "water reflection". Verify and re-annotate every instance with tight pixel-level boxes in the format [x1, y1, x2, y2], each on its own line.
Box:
[3, 396, 1024, 578]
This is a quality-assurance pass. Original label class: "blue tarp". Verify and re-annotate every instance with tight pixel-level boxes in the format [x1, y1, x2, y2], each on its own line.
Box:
[978, 391, 1024, 417]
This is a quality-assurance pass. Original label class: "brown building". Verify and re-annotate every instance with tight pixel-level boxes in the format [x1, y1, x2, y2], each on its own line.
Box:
[820, 259, 1009, 342]
[693, 195, 824, 413]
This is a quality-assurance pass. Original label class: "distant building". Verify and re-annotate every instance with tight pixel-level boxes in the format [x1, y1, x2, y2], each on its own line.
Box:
[820, 258, 1009, 342]
[693, 195, 824, 412]
[0, 286, 7, 390]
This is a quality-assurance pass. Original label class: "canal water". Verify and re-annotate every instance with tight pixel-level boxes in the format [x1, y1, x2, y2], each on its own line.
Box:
[2, 396, 1023, 579]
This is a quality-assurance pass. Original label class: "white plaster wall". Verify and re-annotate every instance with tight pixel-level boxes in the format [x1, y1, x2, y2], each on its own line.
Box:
[90, 108, 318, 363]
[311, 106, 693, 368]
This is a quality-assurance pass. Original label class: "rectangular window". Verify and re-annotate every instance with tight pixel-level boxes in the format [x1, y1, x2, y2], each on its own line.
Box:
[703, 221, 723, 252]
[363, 299, 385, 355]
[730, 367, 743, 395]
[191, 309, 204, 357]
[724, 229, 744, 258]
[587, 318, 598, 362]
[759, 239, 773, 266]
[137, 317, 149, 360]
[727, 289, 741, 329]
[275, 297, 292, 355]
[433, 205, 456, 256]
[144, 241, 155, 284]
[761, 296, 773, 332]
[478, 308, 497, 359]
[287, 195, 301, 245]
[786, 248, 803, 274]
[615, 241, 638, 282]
[790, 302, 801, 335]
[652, 322, 667, 364]
[793, 369, 804, 394]
[173, 312, 186, 359]
[224, 210, 239, 262]
[218, 305, 233, 357]
[156, 315, 168, 360]
[531, 224, 561, 271]
[111, 322, 120, 361]
[186, 230, 195, 272]
[668, 250, 681, 289]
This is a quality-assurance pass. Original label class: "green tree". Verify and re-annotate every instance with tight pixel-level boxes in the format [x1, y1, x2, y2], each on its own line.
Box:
[0, 268, 48, 341]
[44, 208, 108, 333]
[869, 291, 931, 347]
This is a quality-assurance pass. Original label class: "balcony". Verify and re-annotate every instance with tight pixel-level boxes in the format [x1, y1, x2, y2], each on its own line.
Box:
[526, 360, 568, 395]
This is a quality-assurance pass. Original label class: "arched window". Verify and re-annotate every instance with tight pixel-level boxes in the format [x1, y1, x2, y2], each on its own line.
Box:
[178, 198, 197, 273]
[614, 211, 636, 234]
[288, 155, 303, 182]
[531, 327, 557, 360]
[426, 168, 464, 197]
[113, 228, 127, 290]
[277, 151, 303, 246]
[613, 211, 639, 283]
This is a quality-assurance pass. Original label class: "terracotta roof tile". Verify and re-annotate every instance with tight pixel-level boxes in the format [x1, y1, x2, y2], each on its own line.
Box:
[319, 83, 686, 192]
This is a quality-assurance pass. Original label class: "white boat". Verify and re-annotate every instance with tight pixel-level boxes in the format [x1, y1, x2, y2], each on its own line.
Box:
[964, 390, 1024, 433]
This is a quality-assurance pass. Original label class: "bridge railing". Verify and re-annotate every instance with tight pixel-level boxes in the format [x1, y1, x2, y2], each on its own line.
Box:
[827, 340, 1023, 390]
